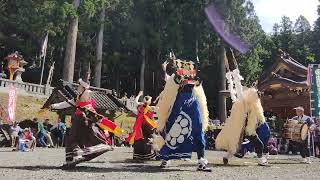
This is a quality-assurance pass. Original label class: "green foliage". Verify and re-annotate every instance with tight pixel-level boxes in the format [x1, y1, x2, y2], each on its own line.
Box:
[239, 44, 263, 84]
[294, 15, 311, 33]
[311, 2, 320, 62]
[270, 14, 317, 65]
[62, 2, 78, 19]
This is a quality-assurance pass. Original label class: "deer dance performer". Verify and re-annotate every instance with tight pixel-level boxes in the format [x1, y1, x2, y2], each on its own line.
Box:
[49, 79, 122, 168]
[153, 54, 211, 172]
[125, 91, 157, 161]
[216, 68, 269, 166]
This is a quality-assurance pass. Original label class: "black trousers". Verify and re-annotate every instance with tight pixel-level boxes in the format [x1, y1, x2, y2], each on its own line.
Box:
[299, 140, 310, 158]
[196, 141, 205, 160]
[247, 135, 264, 158]
[315, 142, 320, 157]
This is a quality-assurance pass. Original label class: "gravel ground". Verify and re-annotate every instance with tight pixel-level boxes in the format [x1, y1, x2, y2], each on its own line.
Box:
[0, 147, 319, 180]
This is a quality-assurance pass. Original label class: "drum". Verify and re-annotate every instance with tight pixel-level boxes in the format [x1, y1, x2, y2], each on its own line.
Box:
[300, 124, 309, 141]
[283, 121, 308, 141]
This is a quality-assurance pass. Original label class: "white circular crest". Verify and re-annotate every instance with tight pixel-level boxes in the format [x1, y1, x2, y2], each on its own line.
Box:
[180, 118, 188, 127]
[165, 111, 192, 150]
[169, 124, 182, 138]
[177, 135, 184, 143]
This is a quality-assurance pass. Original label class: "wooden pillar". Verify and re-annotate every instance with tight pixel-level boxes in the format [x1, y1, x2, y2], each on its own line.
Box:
[218, 44, 227, 123]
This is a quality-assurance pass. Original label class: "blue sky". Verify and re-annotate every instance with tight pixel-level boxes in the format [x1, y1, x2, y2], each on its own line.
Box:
[251, 0, 319, 32]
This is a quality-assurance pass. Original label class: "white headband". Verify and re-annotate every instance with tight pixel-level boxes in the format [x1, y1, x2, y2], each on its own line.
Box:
[294, 107, 304, 111]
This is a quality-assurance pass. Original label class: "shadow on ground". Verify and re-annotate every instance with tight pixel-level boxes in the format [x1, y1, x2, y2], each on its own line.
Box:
[0, 164, 187, 173]
[0, 165, 60, 171]
[268, 162, 301, 165]
[109, 159, 158, 164]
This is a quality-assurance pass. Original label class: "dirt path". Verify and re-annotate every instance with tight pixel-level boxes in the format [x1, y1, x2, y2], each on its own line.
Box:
[0, 147, 319, 180]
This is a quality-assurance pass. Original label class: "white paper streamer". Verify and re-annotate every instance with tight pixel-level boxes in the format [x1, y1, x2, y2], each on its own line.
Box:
[232, 69, 244, 99]
[226, 71, 237, 102]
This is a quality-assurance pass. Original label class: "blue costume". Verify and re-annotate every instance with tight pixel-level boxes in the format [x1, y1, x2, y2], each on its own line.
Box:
[156, 55, 210, 171]
[159, 84, 205, 161]
[236, 122, 270, 157]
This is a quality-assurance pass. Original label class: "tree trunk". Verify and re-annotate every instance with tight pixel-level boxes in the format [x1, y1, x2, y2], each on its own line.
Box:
[62, 0, 80, 82]
[218, 43, 227, 123]
[94, 8, 105, 87]
[139, 44, 146, 92]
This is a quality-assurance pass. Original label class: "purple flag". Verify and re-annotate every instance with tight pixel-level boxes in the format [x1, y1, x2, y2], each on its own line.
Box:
[205, 3, 250, 54]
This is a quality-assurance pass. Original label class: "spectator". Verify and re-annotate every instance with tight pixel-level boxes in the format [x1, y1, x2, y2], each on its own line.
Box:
[33, 118, 48, 147]
[128, 95, 136, 112]
[26, 128, 36, 151]
[313, 118, 320, 158]
[16, 128, 36, 152]
[43, 119, 54, 148]
[10, 122, 21, 147]
[112, 89, 118, 97]
[121, 92, 128, 106]
[50, 117, 66, 147]
[43, 119, 53, 132]
[122, 92, 128, 100]
[17, 130, 27, 152]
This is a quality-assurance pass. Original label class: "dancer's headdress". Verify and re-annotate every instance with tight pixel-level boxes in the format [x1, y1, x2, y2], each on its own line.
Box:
[79, 78, 90, 89]
[167, 52, 201, 84]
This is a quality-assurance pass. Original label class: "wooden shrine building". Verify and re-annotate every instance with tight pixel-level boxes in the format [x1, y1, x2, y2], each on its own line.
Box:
[258, 50, 310, 119]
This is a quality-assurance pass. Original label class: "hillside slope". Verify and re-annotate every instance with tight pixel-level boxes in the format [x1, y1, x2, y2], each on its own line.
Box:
[0, 92, 58, 122]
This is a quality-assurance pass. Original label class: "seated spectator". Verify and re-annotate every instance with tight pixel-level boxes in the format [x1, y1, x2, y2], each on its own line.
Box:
[50, 117, 66, 147]
[267, 137, 278, 155]
[26, 128, 36, 151]
[10, 122, 21, 147]
[16, 128, 36, 152]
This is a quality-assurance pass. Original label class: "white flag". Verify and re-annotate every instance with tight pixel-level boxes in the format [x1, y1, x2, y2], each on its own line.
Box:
[40, 33, 48, 58]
